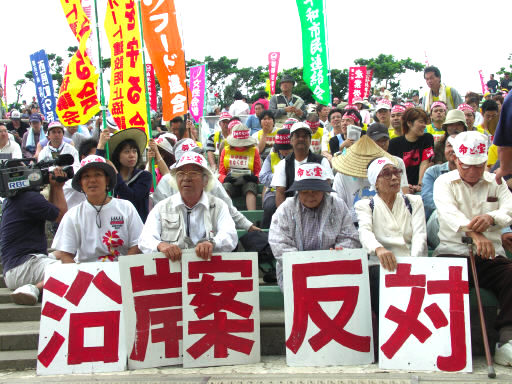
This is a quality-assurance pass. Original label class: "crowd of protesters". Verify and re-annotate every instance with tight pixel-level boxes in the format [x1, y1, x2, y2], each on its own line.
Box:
[2, 65, 512, 366]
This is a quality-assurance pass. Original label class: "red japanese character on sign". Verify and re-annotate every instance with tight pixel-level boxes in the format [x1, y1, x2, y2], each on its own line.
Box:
[114, 57, 124, 71]
[60, 77, 71, 93]
[62, 111, 81, 125]
[57, 93, 76, 111]
[186, 255, 255, 359]
[380, 262, 469, 372]
[127, 76, 142, 104]
[427, 266, 469, 371]
[126, 38, 140, 68]
[125, 0, 136, 31]
[114, 116, 127, 130]
[77, 82, 99, 115]
[66, 3, 78, 21]
[129, 112, 145, 127]
[78, 19, 90, 39]
[38, 269, 122, 369]
[113, 71, 123, 86]
[287, 260, 371, 354]
[75, 50, 91, 80]
[129, 258, 182, 361]
[111, 101, 124, 115]
[113, 41, 124, 56]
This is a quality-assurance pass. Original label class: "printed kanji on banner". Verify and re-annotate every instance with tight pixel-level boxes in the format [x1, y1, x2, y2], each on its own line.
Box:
[140, 0, 190, 121]
[189, 64, 207, 123]
[182, 251, 260, 368]
[348, 66, 367, 104]
[119, 253, 183, 369]
[56, 0, 100, 126]
[105, 0, 148, 132]
[296, 0, 331, 105]
[37, 263, 126, 375]
[268, 52, 280, 96]
[282, 250, 373, 367]
[379, 257, 471, 372]
[30, 50, 58, 122]
[146, 64, 157, 112]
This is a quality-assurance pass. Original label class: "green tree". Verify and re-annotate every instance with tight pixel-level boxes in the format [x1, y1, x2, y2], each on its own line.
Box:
[497, 53, 512, 77]
[354, 54, 424, 96]
[331, 68, 349, 101]
[23, 52, 64, 90]
[14, 79, 26, 105]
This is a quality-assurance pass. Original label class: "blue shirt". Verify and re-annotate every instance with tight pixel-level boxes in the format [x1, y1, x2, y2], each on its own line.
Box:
[245, 115, 261, 136]
[421, 162, 450, 220]
[494, 93, 512, 146]
[0, 191, 59, 273]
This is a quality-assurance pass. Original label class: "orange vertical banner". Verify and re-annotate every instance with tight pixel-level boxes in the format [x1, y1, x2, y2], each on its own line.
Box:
[105, 0, 148, 132]
[56, 0, 100, 126]
[140, 0, 188, 121]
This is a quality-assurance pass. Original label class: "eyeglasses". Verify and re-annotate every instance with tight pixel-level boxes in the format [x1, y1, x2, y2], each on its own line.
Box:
[176, 170, 203, 179]
[378, 168, 403, 180]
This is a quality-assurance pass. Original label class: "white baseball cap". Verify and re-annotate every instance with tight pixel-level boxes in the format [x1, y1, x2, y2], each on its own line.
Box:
[453, 131, 488, 165]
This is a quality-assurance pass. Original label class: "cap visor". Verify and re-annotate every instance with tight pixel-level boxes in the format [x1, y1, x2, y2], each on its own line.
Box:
[286, 179, 334, 193]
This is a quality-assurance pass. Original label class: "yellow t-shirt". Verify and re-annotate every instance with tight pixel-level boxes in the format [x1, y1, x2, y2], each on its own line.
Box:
[487, 144, 498, 168]
[425, 124, 445, 142]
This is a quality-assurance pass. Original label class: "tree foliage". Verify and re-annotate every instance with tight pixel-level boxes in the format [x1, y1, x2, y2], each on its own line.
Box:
[497, 53, 512, 76]
[354, 54, 424, 96]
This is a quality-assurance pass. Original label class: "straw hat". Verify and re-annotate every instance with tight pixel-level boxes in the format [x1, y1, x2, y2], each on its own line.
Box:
[331, 135, 397, 178]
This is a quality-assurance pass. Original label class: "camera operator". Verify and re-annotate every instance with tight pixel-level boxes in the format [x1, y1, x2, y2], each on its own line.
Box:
[37, 121, 79, 169]
[0, 166, 68, 305]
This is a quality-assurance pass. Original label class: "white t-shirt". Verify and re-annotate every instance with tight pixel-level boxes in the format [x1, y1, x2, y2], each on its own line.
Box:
[0, 140, 22, 159]
[38, 142, 80, 169]
[52, 198, 143, 263]
[63, 179, 86, 210]
[271, 155, 333, 188]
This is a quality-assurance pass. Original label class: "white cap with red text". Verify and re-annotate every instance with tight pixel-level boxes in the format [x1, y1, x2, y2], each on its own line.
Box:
[453, 131, 488, 165]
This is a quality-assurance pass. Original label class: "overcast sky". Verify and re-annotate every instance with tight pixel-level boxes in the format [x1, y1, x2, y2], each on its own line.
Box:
[1, 0, 510, 105]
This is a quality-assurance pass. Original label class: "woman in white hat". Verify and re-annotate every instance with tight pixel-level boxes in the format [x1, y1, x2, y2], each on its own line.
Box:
[102, 128, 152, 222]
[355, 157, 427, 315]
[219, 124, 261, 210]
[52, 155, 143, 264]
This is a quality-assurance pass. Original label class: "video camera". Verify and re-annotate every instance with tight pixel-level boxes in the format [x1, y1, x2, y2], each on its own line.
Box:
[0, 154, 75, 198]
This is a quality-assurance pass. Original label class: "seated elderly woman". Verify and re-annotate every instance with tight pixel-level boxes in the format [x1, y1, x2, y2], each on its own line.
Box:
[138, 152, 238, 261]
[52, 156, 144, 263]
[269, 163, 361, 290]
[354, 157, 427, 314]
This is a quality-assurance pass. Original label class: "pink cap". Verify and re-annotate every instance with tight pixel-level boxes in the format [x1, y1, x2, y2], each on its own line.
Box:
[431, 101, 447, 110]
[457, 103, 474, 112]
[228, 120, 241, 132]
[342, 112, 360, 124]
[218, 112, 232, 122]
[391, 105, 406, 113]
[404, 102, 415, 109]
[352, 97, 364, 104]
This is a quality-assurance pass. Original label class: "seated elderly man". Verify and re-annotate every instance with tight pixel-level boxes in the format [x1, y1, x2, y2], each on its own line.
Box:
[139, 152, 238, 261]
[269, 163, 360, 289]
[433, 131, 512, 366]
[153, 139, 259, 232]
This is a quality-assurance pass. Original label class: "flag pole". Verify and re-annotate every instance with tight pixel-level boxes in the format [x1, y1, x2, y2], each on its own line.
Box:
[92, 0, 109, 159]
[136, 0, 157, 189]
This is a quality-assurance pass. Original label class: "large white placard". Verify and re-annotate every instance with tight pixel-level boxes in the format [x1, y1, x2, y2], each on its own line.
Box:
[283, 249, 374, 367]
[379, 257, 472, 372]
[37, 263, 126, 375]
[119, 253, 182, 369]
[182, 251, 260, 368]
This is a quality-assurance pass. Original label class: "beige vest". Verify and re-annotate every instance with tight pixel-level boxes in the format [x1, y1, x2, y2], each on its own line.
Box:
[157, 193, 223, 249]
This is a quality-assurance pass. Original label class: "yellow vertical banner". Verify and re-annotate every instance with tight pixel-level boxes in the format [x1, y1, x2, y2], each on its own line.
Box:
[56, 0, 100, 126]
[104, 0, 148, 132]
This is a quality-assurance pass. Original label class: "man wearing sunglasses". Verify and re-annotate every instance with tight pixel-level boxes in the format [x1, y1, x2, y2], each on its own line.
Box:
[433, 131, 512, 366]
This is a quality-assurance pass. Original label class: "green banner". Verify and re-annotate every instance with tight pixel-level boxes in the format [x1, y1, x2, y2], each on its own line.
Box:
[296, 0, 331, 105]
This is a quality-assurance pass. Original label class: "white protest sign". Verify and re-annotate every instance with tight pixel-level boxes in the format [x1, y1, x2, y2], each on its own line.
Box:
[37, 263, 126, 375]
[379, 257, 471, 372]
[182, 251, 260, 368]
[119, 253, 182, 369]
[283, 249, 374, 366]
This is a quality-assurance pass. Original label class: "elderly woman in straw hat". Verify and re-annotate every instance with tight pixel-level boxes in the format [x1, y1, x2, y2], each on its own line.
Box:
[219, 124, 261, 210]
[332, 135, 407, 225]
[52, 155, 144, 264]
[269, 162, 360, 290]
[138, 151, 238, 262]
[354, 157, 427, 314]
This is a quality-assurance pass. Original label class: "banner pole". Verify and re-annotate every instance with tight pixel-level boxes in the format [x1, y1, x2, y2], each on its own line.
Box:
[136, 0, 157, 189]
[92, 0, 109, 159]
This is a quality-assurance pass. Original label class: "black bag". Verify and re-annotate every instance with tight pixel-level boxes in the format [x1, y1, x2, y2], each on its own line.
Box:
[239, 231, 274, 265]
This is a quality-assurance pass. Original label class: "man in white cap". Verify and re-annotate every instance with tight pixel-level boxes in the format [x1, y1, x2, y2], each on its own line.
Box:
[271, 122, 332, 208]
[374, 99, 392, 129]
[205, 111, 232, 171]
[37, 121, 80, 168]
[139, 151, 238, 261]
[152, 139, 259, 232]
[433, 131, 512, 366]
[269, 163, 360, 289]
